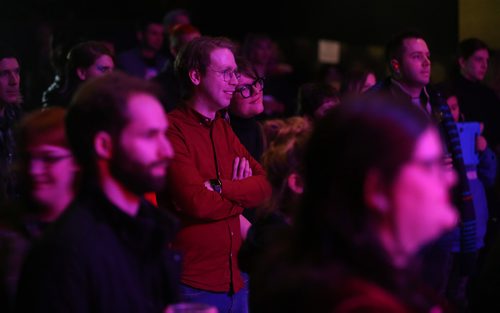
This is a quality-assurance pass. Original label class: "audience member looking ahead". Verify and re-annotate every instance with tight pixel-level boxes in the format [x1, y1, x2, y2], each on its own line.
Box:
[42, 41, 114, 108]
[250, 96, 458, 313]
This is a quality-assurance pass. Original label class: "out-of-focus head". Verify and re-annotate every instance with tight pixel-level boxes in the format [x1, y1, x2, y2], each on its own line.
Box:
[298, 95, 457, 266]
[242, 33, 275, 67]
[163, 8, 191, 34]
[446, 95, 461, 122]
[17, 107, 78, 215]
[459, 38, 490, 82]
[298, 82, 340, 120]
[66, 41, 115, 83]
[175, 36, 238, 110]
[261, 117, 312, 218]
[229, 57, 264, 118]
[0, 44, 21, 106]
[136, 14, 165, 52]
[343, 69, 377, 95]
[169, 23, 201, 57]
[386, 31, 431, 88]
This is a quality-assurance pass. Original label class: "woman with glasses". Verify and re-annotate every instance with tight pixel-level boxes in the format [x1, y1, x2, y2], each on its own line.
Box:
[0, 107, 79, 311]
[229, 57, 266, 162]
[43, 41, 115, 108]
[250, 95, 457, 313]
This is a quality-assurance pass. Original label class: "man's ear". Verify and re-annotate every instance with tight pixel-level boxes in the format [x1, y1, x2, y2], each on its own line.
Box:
[364, 169, 389, 214]
[390, 59, 400, 74]
[94, 131, 113, 159]
[189, 68, 201, 85]
[76, 67, 87, 81]
[458, 57, 466, 69]
[287, 172, 304, 194]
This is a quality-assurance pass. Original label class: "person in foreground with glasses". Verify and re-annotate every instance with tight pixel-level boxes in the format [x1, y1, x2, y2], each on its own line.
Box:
[0, 107, 79, 311]
[157, 36, 271, 313]
[250, 95, 458, 313]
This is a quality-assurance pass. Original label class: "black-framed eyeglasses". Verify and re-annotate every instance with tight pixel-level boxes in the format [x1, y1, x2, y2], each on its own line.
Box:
[209, 68, 241, 82]
[235, 77, 265, 99]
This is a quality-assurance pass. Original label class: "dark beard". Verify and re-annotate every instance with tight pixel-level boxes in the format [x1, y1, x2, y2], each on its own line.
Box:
[109, 145, 168, 195]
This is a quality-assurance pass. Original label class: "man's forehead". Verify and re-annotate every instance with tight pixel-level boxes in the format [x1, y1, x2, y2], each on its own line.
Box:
[0, 57, 19, 70]
[209, 48, 236, 67]
[402, 38, 429, 52]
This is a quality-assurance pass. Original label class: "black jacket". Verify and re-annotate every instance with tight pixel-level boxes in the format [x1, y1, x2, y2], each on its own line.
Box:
[15, 187, 181, 313]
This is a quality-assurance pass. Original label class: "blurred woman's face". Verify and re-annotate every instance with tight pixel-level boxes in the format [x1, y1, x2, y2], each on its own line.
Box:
[80, 54, 114, 80]
[229, 74, 264, 118]
[389, 128, 457, 259]
[27, 144, 79, 210]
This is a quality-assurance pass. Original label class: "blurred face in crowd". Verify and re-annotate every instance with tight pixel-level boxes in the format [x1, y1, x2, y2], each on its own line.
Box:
[392, 38, 431, 88]
[387, 128, 457, 263]
[230, 74, 264, 118]
[0, 57, 21, 105]
[77, 54, 114, 81]
[141, 23, 164, 52]
[460, 48, 489, 82]
[446, 95, 460, 122]
[195, 48, 238, 112]
[28, 144, 78, 213]
[110, 93, 174, 194]
[249, 38, 274, 66]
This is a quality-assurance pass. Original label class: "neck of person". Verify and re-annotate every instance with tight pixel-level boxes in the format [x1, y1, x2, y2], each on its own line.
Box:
[38, 190, 75, 222]
[379, 227, 409, 269]
[98, 167, 141, 217]
[394, 77, 424, 99]
[188, 95, 220, 120]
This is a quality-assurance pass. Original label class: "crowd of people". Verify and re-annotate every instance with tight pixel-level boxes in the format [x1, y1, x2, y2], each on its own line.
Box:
[1, 8, 500, 313]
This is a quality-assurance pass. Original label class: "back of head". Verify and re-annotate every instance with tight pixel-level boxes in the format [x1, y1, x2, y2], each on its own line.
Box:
[163, 8, 191, 33]
[261, 117, 312, 217]
[65, 72, 159, 174]
[169, 24, 201, 56]
[458, 38, 489, 60]
[297, 94, 432, 261]
[18, 107, 68, 150]
[174, 36, 236, 100]
[297, 82, 339, 118]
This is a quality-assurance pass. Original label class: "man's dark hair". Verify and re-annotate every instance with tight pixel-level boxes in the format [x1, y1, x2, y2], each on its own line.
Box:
[174, 36, 236, 100]
[458, 38, 489, 60]
[386, 30, 426, 63]
[0, 44, 18, 61]
[136, 13, 164, 32]
[297, 82, 339, 118]
[65, 72, 160, 174]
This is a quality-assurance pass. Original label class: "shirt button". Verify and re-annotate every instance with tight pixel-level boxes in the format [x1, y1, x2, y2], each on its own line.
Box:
[231, 232, 234, 236]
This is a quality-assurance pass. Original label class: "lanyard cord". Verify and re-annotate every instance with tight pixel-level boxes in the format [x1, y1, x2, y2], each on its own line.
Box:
[209, 122, 221, 183]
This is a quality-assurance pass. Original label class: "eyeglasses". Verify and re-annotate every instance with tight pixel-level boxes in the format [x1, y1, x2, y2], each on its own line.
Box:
[209, 68, 241, 82]
[29, 154, 73, 165]
[235, 77, 265, 99]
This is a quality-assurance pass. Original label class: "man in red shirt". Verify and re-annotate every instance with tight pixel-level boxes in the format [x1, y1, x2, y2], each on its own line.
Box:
[158, 36, 271, 313]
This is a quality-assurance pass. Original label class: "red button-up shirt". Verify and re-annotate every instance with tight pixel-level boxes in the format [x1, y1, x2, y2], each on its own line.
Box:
[159, 107, 271, 293]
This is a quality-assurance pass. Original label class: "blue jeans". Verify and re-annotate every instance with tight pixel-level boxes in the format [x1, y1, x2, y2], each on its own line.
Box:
[179, 283, 248, 313]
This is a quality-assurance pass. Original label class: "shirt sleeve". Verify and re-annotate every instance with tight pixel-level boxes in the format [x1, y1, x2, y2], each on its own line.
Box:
[164, 125, 245, 222]
[220, 127, 272, 208]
